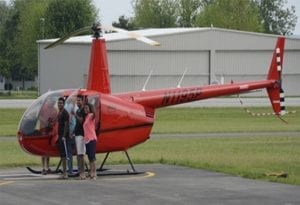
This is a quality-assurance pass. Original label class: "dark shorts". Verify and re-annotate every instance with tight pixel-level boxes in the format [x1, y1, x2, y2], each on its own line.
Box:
[85, 140, 96, 162]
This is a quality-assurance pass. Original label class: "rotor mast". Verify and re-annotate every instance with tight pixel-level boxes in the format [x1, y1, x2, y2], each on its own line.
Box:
[44, 23, 160, 94]
[87, 23, 111, 94]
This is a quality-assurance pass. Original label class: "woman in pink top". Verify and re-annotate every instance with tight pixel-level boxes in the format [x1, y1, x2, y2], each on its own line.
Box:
[83, 103, 97, 180]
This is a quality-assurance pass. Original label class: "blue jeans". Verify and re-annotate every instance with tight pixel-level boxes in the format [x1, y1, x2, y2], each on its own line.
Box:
[66, 138, 75, 174]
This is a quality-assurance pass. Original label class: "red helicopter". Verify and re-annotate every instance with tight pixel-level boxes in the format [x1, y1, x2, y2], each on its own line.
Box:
[18, 24, 286, 174]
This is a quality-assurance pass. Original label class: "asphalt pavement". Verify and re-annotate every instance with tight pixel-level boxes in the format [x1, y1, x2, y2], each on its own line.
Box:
[1, 164, 300, 205]
[0, 99, 33, 108]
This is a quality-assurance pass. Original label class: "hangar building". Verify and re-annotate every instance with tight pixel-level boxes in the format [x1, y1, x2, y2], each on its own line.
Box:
[37, 28, 300, 96]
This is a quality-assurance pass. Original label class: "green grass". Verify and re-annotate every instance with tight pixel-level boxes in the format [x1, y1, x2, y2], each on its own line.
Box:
[0, 90, 37, 99]
[1, 135, 300, 185]
[0, 140, 60, 168]
[112, 135, 300, 185]
[1, 107, 299, 136]
[153, 107, 300, 133]
[0, 108, 25, 136]
[0, 107, 300, 185]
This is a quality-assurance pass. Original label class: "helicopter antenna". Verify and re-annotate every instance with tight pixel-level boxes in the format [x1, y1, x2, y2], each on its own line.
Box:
[238, 94, 296, 123]
[177, 68, 188, 88]
[142, 70, 153, 91]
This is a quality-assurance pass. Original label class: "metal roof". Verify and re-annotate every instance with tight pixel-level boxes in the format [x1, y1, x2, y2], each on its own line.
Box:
[37, 27, 300, 45]
[38, 28, 206, 44]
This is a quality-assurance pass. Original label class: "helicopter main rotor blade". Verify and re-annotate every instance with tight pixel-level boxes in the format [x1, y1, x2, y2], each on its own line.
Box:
[44, 25, 161, 49]
[44, 26, 91, 49]
[104, 26, 161, 46]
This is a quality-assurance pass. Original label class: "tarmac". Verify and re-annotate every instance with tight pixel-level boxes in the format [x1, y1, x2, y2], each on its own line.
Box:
[0, 164, 300, 205]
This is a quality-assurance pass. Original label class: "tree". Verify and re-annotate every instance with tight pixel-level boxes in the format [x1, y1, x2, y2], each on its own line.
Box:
[45, 0, 98, 38]
[0, 1, 9, 28]
[15, 0, 49, 80]
[132, 0, 178, 28]
[0, 0, 98, 86]
[0, 1, 10, 77]
[177, 0, 203, 27]
[0, 0, 49, 84]
[257, 0, 297, 35]
[201, 0, 214, 6]
[112, 15, 135, 30]
[0, 0, 23, 80]
[195, 0, 264, 32]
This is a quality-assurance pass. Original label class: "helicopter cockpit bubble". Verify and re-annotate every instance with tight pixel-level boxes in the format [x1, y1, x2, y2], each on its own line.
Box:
[18, 89, 76, 137]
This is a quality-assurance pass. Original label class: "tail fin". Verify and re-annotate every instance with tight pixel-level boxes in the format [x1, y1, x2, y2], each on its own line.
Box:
[266, 37, 286, 116]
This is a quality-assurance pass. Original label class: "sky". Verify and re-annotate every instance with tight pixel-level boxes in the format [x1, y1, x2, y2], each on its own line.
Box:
[96, 0, 133, 24]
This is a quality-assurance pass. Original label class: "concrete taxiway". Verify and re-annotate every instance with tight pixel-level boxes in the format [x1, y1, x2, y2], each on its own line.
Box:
[0, 164, 299, 205]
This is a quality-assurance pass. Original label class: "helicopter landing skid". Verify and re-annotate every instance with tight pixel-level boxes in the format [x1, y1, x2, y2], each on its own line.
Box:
[26, 150, 139, 176]
[26, 159, 63, 175]
[97, 150, 138, 174]
[26, 166, 62, 175]
[97, 169, 144, 176]
[26, 167, 42, 174]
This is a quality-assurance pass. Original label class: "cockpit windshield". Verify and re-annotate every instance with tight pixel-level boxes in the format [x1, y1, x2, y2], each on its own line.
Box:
[18, 89, 76, 137]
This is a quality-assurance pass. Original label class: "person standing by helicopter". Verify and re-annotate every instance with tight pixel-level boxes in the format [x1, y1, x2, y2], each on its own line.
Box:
[75, 95, 86, 179]
[57, 97, 70, 179]
[64, 96, 78, 175]
[39, 97, 57, 175]
[83, 103, 98, 180]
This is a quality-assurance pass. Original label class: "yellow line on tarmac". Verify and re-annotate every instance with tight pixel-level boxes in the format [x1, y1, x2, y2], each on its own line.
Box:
[144, 172, 155, 178]
[103, 172, 155, 181]
[0, 181, 15, 186]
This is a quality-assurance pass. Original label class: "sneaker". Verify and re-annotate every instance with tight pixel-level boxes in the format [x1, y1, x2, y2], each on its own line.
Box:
[41, 169, 47, 175]
[59, 174, 68, 179]
[79, 174, 86, 180]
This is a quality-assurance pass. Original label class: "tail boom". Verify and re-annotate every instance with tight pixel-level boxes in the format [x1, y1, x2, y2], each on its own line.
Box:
[117, 37, 286, 115]
[121, 79, 275, 109]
